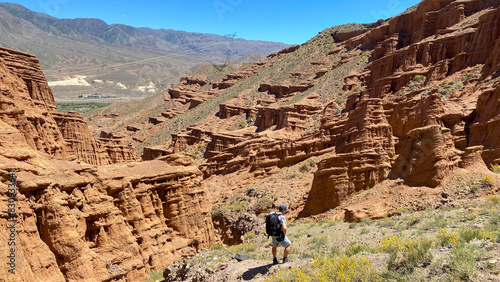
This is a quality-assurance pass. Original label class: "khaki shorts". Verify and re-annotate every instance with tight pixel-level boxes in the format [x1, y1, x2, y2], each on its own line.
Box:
[271, 236, 291, 248]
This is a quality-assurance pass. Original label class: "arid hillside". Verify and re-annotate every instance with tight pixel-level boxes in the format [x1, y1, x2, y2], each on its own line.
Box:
[91, 0, 500, 221]
[1, 0, 500, 281]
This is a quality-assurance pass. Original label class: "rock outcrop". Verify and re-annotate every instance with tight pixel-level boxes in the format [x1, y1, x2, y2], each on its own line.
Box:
[0, 48, 69, 158]
[303, 0, 500, 216]
[87, 0, 500, 224]
[0, 46, 216, 281]
[160, 0, 500, 220]
[0, 46, 139, 166]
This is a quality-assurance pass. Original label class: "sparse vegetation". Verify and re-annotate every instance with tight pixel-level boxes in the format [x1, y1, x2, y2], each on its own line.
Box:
[267, 255, 382, 282]
[56, 102, 111, 113]
[299, 159, 317, 173]
[176, 191, 500, 281]
[398, 74, 427, 96]
[490, 163, 500, 174]
[143, 269, 164, 282]
[482, 175, 496, 187]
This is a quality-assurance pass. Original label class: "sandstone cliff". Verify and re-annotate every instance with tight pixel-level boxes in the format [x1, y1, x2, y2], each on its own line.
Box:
[0, 47, 216, 281]
[130, 0, 500, 222]
[84, 0, 500, 226]
[0, 46, 139, 165]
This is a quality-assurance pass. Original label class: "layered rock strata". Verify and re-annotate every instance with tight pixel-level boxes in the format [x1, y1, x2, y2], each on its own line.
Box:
[0, 46, 216, 281]
[0, 46, 138, 165]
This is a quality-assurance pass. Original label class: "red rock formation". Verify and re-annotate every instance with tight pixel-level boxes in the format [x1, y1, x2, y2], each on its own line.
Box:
[392, 125, 461, 187]
[52, 112, 112, 165]
[149, 116, 168, 125]
[0, 141, 215, 281]
[194, 0, 500, 220]
[219, 103, 257, 120]
[302, 99, 395, 215]
[0, 48, 68, 158]
[0, 47, 57, 111]
[259, 82, 315, 98]
[0, 47, 216, 281]
[167, 75, 208, 103]
[143, 145, 172, 161]
[0, 46, 138, 166]
[99, 138, 142, 163]
[469, 83, 500, 165]
[301, 0, 500, 217]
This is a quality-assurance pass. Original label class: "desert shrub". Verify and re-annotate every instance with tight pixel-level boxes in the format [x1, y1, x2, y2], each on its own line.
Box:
[266, 255, 382, 282]
[413, 74, 426, 83]
[143, 269, 164, 282]
[386, 237, 433, 274]
[299, 159, 317, 173]
[420, 214, 449, 230]
[243, 232, 256, 241]
[345, 242, 370, 256]
[285, 172, 300, 180]
[481, 175, 496, 187]
[490, 164, 500, 174]
[253, 198, 273, 214]
[299, 163, 311, 173]
[458, 227, 484, 243]
[381, 235, 406, 253]
[266, 268, 311, 282]
[238, 120, 247, 129]
[449, 243, 482, 281]
[435, 228, 459, 246]
[486, 195, 500, 207]
[227, 242, 256, 254]
[308, 235, 329, 254]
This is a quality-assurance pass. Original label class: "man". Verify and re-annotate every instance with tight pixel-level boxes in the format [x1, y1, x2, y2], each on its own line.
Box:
[270, 204, 292, 264]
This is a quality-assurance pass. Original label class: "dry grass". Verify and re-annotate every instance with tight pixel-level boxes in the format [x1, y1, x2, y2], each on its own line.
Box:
[147, 192, 500, 281]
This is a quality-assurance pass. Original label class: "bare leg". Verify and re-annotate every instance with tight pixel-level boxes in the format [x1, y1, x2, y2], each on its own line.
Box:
[284, 245, 291, 258]
[272, 246, 277, 258]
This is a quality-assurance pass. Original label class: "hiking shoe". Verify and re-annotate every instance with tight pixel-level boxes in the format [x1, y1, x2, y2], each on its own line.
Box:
[282, 257, 290, 263]
[273, 258, 279, 265]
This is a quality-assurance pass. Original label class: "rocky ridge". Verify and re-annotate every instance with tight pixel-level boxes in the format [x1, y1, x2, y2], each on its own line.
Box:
[0, 46, 216, 281]
[119, 0, 500, 222]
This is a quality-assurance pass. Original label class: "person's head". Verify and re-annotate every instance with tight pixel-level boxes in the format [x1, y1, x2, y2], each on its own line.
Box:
[278, 204, 289, 213]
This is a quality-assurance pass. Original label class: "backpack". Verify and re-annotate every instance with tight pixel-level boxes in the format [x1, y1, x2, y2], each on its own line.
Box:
[265, 212, 284, 240]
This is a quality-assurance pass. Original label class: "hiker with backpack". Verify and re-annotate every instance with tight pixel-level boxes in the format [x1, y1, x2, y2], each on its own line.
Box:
[266, 204, 291, 265]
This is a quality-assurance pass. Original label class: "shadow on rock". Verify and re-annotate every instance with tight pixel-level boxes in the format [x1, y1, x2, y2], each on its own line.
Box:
[242, 264, 274, 280]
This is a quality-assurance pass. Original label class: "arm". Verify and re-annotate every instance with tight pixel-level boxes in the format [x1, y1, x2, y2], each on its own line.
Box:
[281, 222, 287, 236]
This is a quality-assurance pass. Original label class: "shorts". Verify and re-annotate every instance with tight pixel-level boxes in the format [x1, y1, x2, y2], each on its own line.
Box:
[271, 236, 291, 248]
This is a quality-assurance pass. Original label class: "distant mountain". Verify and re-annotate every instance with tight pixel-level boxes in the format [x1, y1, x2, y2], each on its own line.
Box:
[0, 3, 289, 100]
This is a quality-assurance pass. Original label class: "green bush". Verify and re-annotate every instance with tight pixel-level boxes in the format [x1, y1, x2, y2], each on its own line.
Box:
[490, 164, 500, 174]
[413, 74, 426, 83]
[345, 242, 370, 256]
[449, 243, 481, 281]
[266, 255, 382, 282]
[482, 175, 496, 187]
[143, 269, 164, 282]
[387, 237, 433, 274]
[253, 198, 274, 214]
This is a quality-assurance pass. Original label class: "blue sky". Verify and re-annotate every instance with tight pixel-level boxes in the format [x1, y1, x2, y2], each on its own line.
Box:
[7, 0, 420, 44]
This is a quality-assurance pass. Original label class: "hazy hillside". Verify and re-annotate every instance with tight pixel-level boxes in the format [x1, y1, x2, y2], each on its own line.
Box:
[0, 2, 289, 101]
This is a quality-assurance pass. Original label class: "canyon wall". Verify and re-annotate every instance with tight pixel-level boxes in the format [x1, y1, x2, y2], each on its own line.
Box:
[304, 0, 500, 217]
[0, 46, 138, 165]
[142, 0, 500, 220]
[0, 46, 216, 281]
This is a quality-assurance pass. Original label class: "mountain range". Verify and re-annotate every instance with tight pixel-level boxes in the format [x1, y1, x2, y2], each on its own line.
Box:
[0, 2, 289, 100]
